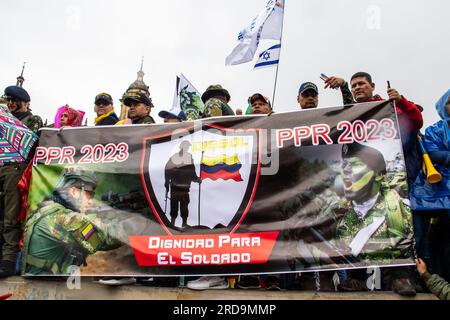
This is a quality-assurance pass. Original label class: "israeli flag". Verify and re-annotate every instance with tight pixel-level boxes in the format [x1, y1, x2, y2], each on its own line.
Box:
[254, 44, 281, 69]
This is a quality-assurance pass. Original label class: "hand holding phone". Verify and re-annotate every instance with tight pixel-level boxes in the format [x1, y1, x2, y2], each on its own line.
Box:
[322, 74, 344, 90]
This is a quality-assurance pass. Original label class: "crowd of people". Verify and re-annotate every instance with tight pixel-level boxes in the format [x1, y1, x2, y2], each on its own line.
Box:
[0, 71, 449, 300]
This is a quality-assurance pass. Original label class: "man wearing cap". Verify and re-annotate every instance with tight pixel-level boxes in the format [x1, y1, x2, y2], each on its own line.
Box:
[201, 85, 235, 118]
[121, 91, 155, 125]
[0, 86, 42, 277]
[158, 110, 187, 124]
[249, 93, 273, 115]
[94, 93, 119, 126]
[297, 82, 319, 110]
[3, 86, 43, 133]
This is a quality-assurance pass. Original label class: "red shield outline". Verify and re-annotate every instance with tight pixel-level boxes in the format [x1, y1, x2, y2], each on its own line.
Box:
[140, 123, 262, 236]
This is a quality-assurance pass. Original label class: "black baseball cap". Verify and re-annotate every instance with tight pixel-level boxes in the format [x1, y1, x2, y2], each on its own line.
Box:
[95, 93, 113, 105]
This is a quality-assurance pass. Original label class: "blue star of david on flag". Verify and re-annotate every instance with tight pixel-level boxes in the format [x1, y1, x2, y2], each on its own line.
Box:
[254, 44, 281, 69]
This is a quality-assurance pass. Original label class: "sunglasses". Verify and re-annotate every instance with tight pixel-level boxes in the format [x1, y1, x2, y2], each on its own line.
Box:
[4, 96, 20, 104]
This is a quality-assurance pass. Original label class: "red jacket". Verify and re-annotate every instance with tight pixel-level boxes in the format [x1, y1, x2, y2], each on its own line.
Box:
[371, 94, 423, 131]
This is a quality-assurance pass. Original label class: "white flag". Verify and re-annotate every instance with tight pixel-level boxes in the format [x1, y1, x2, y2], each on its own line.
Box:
[260, 2, 284, 40]
[254, 44, 281, 69]
[172, 73, 204, 120]
[225, 0, 284, 66]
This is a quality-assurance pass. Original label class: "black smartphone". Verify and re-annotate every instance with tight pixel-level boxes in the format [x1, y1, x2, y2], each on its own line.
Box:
[320, 73, 329, 82]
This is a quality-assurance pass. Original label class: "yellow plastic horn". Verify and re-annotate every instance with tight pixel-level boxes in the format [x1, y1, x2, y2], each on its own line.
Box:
[418, 134, 442, 184]
[423, 153, 442, 184]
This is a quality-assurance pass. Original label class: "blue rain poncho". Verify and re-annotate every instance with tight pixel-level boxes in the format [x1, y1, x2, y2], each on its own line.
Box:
[411, 89, 450, 210]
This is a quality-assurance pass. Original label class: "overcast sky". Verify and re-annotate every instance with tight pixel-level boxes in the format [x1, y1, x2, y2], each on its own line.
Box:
[1, 0, 448, 127]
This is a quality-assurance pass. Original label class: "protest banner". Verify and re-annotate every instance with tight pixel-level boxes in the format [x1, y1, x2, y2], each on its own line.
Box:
[23, 101, 414, 276]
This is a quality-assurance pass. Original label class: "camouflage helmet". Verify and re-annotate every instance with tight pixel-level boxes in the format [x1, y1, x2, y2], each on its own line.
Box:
[201, 84, 231, 103]
[55, 167, 98, 192]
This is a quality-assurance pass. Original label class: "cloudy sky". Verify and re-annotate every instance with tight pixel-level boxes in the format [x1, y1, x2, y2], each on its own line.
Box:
[1, 0, 448, 127]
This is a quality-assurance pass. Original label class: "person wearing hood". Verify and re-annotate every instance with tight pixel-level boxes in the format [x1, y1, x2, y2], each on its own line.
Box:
[424, 90, 450, 170]
[420, 89, 450, 283]
[54, 105, 85, 128]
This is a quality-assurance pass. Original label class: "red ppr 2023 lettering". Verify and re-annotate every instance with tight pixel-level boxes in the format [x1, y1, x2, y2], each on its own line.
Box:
[276, 118, 397, 148]
[33, 143, 129, 165]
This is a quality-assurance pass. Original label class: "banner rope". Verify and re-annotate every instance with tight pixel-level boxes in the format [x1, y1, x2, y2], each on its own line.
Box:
[314, 271, 321, 292]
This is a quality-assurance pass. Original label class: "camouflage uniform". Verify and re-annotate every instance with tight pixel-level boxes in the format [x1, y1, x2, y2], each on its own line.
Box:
[279, 185, 342, 268]
[202, 98, 235, 118]
[340, 81, 355, 105]
[332, 180, 413, 263]
[281, 168, 412, 267]
[19, 113, 43, 134]
[22, 200, 125, 275]
[21, 167, 153, 275]
[132, 114, 155, 124]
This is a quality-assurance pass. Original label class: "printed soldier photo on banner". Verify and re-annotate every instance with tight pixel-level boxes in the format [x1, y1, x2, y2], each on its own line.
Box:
[277, 139, 414, 271]
[22, 165, 159, 276]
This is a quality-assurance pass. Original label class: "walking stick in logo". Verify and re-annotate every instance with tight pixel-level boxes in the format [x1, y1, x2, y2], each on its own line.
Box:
[198, 150, 204, 226]
[164, 181, 170, 214]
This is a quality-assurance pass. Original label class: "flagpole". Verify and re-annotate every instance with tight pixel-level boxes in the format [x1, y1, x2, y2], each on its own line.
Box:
[271, 0, 287, 108]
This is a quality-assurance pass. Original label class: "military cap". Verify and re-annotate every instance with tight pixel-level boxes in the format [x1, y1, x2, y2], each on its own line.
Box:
[123, 91, 153, 108]
[55, 167, 98, 192]
[95, 93, 113, 105]
[201, 84, 231, 103]
[342, 143, 386, 174]
[4, 85, 31, 102]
